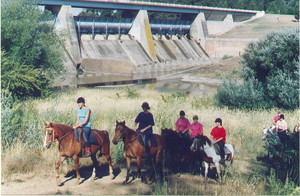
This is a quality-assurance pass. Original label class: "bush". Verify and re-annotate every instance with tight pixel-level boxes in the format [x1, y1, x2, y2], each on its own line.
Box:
[215, 79, 269, 110]
[1, 0, 65, 100]
[215, 28, 299, 110]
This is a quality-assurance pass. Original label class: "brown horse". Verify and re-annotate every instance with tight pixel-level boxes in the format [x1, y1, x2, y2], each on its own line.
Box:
[112, 120, 165, 184]
[43, 122, 114, 185]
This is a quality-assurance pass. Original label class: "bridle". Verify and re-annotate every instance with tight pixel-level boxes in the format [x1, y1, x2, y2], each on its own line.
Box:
[118, 125, 138, 144]
[46, 127, 73, 143]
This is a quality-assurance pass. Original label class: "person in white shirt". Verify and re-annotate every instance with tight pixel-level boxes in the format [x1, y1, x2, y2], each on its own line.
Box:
[276, 114, 287, 144]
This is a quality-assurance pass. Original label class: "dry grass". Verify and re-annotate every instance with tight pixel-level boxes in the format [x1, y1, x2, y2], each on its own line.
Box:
[1, 88, 299, 194]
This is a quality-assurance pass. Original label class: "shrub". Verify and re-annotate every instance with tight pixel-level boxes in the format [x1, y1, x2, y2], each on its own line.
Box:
[215, 28, 299, 110]
[1, 0, 65, 100]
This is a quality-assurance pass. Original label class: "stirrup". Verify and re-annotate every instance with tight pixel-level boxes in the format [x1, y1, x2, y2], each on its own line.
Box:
[83, 150, 91, 157]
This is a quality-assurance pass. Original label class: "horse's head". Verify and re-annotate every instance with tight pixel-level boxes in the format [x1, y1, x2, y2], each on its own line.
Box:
[262, 125, 276, 140]
[112, 120, 126, 145]
[161, 128, 173, 137]
[43, 122, 58, 149]
[191, 135, 212, 151]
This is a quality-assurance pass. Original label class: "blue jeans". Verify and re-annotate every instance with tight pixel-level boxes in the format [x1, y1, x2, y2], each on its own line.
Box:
[75, 127, 91, 147]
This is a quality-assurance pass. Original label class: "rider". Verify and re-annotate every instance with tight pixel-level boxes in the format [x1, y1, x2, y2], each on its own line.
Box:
[73, 97, 92, 157]
[134, 102, 155, 160]
[189, 115, 203, 141]
[276, 114, 287, 144]
[175, 110, 191, 144]
[210, 118, 226, 165]
[273, 110, 282, 125]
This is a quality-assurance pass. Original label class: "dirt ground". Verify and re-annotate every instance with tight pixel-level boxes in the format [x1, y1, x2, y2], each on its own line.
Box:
[1, 157, 267, 195]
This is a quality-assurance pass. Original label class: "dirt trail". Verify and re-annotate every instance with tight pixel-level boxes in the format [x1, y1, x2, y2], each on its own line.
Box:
[1, 159, 267, 195]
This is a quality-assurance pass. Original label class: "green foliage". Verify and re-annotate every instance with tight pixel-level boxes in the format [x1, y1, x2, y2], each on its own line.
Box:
[123, 87, 140, 98]
[215, 28, 299, 110]
[1, 51, 50, 99]
[267, 169, 298, 195]
[215, 79, 269, 110]
[295, 1, 299, 20]
[1, 0, 65, 99]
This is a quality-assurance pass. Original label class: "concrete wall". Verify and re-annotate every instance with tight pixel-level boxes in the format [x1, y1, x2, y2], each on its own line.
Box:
[205, 38, 258, 58]
[79, 35, 210, 74]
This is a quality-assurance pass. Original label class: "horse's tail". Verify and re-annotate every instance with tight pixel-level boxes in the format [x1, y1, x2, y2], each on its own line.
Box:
[225, 144, 234, 166]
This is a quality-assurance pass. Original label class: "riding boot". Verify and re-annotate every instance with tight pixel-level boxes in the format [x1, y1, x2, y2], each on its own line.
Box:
[83, 147, 91, 157]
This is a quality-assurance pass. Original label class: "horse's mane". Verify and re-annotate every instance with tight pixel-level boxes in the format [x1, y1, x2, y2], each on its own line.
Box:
[117, 122, 136, 137]
[52, 123, 73, 134]
[202, 135, 212, 146]
[161, 128, 177, 137]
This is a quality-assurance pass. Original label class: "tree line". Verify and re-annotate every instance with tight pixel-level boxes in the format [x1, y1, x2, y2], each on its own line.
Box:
[78, 0, 299, 21]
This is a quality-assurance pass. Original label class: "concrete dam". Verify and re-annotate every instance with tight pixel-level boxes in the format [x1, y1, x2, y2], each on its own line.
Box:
[39, 1, 264, 87]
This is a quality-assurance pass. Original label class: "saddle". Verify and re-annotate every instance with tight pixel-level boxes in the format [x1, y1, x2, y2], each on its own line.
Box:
[137, 132, 158, 148]
[76, 128, 103, 157]
[213, 143, 231, 155]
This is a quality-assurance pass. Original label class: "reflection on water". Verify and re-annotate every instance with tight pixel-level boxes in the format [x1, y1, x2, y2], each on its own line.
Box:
[54, 67, 219, 97]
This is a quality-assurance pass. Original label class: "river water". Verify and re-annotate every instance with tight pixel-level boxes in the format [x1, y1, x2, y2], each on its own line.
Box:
[95, 67, 221, 97]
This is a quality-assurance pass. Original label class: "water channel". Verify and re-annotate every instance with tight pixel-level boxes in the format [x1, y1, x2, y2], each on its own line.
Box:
[56, 66, 221, 97]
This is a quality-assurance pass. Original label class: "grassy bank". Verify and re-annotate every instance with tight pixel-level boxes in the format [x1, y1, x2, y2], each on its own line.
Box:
[1, 88, 299, 194]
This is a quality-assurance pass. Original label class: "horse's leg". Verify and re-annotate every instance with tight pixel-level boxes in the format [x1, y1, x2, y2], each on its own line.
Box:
[90, 155, 98, 180]
[72, 155, 81, 184]
[137, 156, 142, 178]
[215, 162, 221, 183]
[155, 150, 164, 182]
[55, 155, 66, 186]
[104, 154, 114, 179]
[124, 156, 131, 184]
[204, 162, 209, 189]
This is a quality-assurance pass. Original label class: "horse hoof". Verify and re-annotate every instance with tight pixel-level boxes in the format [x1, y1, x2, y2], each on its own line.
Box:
[122, 180, 128, 185]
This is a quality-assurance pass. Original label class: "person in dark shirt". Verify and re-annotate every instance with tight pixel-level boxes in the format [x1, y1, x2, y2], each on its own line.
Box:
[134, 102, 155, 159]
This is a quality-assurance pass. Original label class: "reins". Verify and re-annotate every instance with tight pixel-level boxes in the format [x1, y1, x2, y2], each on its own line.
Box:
[46, 127, 73, 143]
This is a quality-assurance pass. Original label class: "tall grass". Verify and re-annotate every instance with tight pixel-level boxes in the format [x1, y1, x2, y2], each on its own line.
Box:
[1, 88, 299, 194]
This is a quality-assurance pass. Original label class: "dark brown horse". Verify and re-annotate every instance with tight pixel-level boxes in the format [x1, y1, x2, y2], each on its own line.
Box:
[112, 120, 165, 184]
[43, 122, 114, 185]
[161, 128, 201, 175]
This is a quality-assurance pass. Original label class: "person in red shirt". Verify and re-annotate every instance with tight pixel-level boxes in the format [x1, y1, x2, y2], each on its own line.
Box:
[210, 118, 226, 164]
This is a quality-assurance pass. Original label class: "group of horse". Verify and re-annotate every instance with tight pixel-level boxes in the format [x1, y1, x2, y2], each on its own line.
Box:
[43, 121, 234, 186]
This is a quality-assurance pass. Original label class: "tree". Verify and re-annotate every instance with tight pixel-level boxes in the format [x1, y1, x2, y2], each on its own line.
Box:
[1, 0, 65, 99]
[234, 0, 244, 9]
[295, 1, 299, 20]
[215, 28, 299, 110]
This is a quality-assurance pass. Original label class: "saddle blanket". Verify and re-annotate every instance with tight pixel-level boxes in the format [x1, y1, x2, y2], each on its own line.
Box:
[214, 144, 231, 155]
[137, 133, 158, 147]
[75, 130, 99, 145]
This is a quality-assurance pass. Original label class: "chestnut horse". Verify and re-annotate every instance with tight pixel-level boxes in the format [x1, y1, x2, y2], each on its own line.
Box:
[43, 122, 114, 185]
[112, 120, 165, 184]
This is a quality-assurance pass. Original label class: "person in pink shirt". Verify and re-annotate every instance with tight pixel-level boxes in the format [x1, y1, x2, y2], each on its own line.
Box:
[276, 114, 287, 144]
[175, 110, 191, 143]
[189, 115, 203, 140]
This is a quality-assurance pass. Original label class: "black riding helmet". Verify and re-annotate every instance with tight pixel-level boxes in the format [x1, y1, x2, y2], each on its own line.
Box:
[215, 118, 222, 125]
[141, 102, 150, 110]
[180, 110, 185, 116]
[77, 97, 85, 104]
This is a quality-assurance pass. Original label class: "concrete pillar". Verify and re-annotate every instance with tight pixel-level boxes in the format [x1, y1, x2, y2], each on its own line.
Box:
[190, 12, 208, 49]
[129, 10, 158, 61]
[54, 5, 81, 67]
[223, 14, 233, 27]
